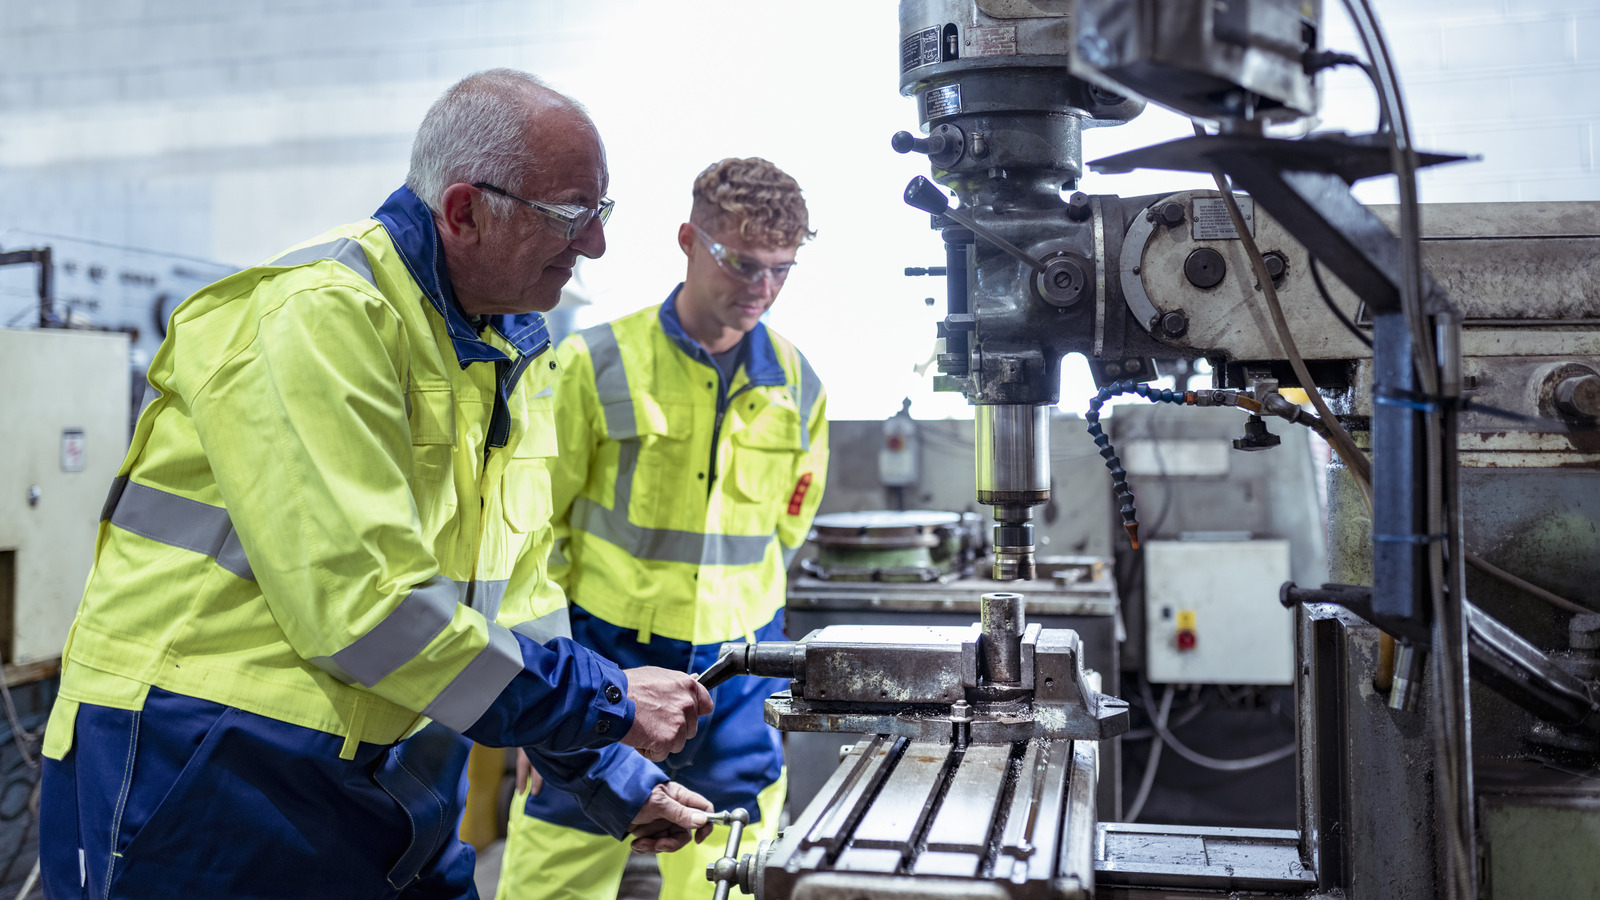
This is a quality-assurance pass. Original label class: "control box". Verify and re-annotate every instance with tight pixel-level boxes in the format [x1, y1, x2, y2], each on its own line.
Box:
[0, 329, 129, 665]
[1145, 539, 1293, 685]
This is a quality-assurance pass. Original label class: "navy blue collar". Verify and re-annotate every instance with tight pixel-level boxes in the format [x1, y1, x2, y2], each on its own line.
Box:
[658, 285, 786, 386]
[372, 185, 550, 368]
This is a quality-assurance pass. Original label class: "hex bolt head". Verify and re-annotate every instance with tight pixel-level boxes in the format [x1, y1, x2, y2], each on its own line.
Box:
[1160, 311, 1190, 338]
[1158, 202, 1186, 227]
[1184, 247, 1227, 289]
[1066, 191, 1092, 220]
[1555, 374, 1600, 418]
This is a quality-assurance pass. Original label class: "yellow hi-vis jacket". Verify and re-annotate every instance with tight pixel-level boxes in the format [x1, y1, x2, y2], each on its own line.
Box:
[548, 291, 828, 647]
[45, 193, 597, 761]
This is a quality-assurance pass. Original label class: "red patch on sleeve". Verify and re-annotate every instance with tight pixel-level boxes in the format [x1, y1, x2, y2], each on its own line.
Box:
[787, 472, 814, 515]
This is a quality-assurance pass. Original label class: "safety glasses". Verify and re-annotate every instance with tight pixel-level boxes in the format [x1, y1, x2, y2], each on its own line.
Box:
[473, 182, 614, 241]
[690, 224, 797, 285]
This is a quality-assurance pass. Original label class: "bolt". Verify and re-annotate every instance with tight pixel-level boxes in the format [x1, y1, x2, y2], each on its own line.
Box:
[1160, 311, 1189, 338]
[1184, 248, 1227, 289]
[1555, 374, 1600, 418]
[1066, 191, 1092, 220]
[1125, 359, 1143, 373]
[1158, 202, 1186, 227]
[1262, 251, 1288, 280]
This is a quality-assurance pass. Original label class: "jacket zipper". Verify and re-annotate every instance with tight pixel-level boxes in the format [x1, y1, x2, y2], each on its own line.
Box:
[707, 381, 758, 497]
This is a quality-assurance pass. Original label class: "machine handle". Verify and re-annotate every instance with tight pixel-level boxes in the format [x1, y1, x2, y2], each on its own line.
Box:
[704, 808, 750, 900]
[902, 177, 1047, 276]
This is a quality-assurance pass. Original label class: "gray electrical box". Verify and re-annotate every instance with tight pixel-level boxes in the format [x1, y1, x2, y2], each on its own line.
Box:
[1145, 538, 1294, 685]
[0, 329, 128, 665]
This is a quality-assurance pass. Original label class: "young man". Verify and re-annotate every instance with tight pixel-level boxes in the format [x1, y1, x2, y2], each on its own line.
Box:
[496, 158, 829, 900]
[40, 70, 713, 900]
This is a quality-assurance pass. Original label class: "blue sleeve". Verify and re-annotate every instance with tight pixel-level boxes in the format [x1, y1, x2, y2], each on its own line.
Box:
[523, 743, 669, 839]
[460, 633, 635, 751]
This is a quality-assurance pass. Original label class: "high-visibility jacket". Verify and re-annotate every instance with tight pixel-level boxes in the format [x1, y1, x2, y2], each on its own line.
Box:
[44, 185, 632, 769]
[548, 289, 829, 648]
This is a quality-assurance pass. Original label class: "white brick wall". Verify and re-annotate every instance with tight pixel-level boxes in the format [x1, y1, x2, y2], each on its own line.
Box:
[1316, 2, 1600, 204]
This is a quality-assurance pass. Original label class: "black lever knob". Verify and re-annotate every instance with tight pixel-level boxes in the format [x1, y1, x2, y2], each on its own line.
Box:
[904, 176, 951, 215]
[891, 130, 948, 156]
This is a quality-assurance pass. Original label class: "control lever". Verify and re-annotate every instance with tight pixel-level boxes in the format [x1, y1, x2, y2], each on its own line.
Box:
[694, 646, 742, 690]
[694, 641, 809, 691]
[703, 808, 751, 900]
[903, 176, 1046, 276]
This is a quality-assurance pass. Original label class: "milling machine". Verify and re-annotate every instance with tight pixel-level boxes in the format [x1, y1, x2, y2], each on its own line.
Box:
[706, 2, 1600, 898]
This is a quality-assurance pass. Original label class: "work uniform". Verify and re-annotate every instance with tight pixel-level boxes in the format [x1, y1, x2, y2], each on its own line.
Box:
[497, 289, 828, 900]
[39, 185, 645, 900]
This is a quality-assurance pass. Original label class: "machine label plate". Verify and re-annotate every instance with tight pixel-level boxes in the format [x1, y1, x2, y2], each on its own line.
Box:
[60, 428, 85, 472]
[1192, 196, 1255, 239]
[968, 25, 1018, 57]
[901, 26, 942, 72]
[925, 84, 962, 119]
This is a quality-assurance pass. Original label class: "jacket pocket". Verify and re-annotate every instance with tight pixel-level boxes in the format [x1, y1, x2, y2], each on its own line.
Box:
[407, 386, 457, 528]
[728, 407, 803, 505]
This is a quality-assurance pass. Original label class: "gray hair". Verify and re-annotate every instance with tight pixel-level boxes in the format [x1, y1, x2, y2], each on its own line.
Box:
[406, 69, 579, 219]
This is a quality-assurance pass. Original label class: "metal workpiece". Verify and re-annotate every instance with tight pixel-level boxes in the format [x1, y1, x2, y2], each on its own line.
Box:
[748, 734, 1098, 900]
[980, 592, 1026, 683]
[760, 622, 1128, 744]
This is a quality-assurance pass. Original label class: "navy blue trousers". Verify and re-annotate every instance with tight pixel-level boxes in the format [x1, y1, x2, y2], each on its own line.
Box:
[41, 687, 478, 900]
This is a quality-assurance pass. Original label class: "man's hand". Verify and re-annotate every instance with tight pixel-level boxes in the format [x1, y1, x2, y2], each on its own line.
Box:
[627, 782, 714, 854]
[514, 749, 543, 796]
[620, 667, 713, 761]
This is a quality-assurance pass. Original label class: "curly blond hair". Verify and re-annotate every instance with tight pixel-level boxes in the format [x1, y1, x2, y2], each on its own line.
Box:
[690, 157, 815, 249]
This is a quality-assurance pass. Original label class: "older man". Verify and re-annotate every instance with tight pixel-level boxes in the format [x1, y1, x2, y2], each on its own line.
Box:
[39, 70, 711, 900]
[496, 158, 829, 900]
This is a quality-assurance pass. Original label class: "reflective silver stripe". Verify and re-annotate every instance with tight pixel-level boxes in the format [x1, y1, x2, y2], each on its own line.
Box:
[571, 497, 774, 566]
[459, 579, 509, 623]
[783, 543, 801, 569]
[137, 383, 160, 417]
[422, 623, 523, 732]
[311, 575, 457, 687]
[106, 478, 255, 581]
[511, 607, 572, 643]
[585, 324, 638, 439]
[267, 237, 377, 289]
[796, 351, 822, 453]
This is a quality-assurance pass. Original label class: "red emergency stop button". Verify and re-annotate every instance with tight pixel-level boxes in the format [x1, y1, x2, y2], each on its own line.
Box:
[1175, 609, 1197, 651]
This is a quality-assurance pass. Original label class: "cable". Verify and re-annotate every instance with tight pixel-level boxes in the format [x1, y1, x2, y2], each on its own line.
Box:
[1309, 257, 1372, 348]
[1140, 681, 1296, 773]
[0, 677, 43, 771]
[1466, 553, 1594, 616]
[1123, 685, 1171, 823]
